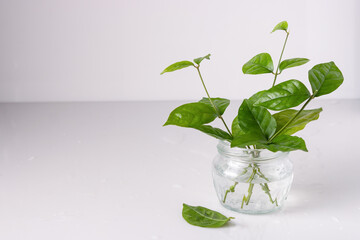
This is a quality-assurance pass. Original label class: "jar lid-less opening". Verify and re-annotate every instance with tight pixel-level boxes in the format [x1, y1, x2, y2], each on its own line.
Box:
[217, 140, 289, 161]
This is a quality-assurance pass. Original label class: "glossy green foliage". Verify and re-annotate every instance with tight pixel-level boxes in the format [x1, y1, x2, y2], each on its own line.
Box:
[182, 204, 233, 228]
[254, 80, 310, 110]
[279, 58, 309, 72]
[231, 117, 245, 138]
[273, 108, 322, 135]
[308, 61, 344, 97]
[231, 132, 267, 148]
[196, 125, 232, 141]
[238, 99, 276, 140]
[271, 21, 288, 33]
[199, 97, 230, 116]
[161, 22, 344, 153]
[161, 61, 194, 74]
[164, 99, 232, 141]
[248, 90, 266, 104]
[194, 54, 211, 65]
[263, 135, 308, 152]
[164, 102, 216, 127]
[242, 53, 274, 74]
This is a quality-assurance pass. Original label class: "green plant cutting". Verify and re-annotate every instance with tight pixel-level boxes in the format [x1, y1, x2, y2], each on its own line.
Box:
[161, 21, 344, 228]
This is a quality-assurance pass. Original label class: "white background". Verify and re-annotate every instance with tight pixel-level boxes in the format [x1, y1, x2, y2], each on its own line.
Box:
[0, 0, 359, 102]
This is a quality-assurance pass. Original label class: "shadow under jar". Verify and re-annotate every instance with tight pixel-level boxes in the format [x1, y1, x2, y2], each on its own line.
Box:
[212, 140, 294, 214]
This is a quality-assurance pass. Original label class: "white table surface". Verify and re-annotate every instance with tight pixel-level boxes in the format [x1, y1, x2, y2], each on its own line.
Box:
[0, 100, 359, 240]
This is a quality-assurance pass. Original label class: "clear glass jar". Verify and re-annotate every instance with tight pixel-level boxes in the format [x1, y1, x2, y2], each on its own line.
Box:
[212, 140, 293, 214]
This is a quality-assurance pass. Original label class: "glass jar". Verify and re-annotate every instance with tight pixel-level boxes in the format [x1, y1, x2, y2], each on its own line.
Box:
[212, 140, 293, 214]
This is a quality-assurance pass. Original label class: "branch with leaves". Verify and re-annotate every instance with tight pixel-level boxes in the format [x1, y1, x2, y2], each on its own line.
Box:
[161, 21, 343, 153]
[162, 54, 233, 141]
[161, 21, 344, 219]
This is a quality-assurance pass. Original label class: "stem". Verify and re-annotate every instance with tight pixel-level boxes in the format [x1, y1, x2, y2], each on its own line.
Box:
[223, 182, 238, 203]
[260, 183, 278, 206]
[241, 166, 257, 208]
[268, 92, 316, 142]
[224, 163, 279, 207]
[195, 67, 233, 137]
[223, 163, 253, 203]
[254, 164, 269, 182]
[241, 183, 255, 208]
[272, 31, 290, 87]
[219, 116, 232, 137]
[246, 165, 257, 183]
[223, 164, 252, 203]
[255, 165, 278, 206]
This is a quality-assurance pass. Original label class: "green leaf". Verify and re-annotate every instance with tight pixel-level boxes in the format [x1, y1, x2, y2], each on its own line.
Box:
[248, 90, 266, 104]
[262, 135, 308, 152]
[238, 99, 277, 140]
[231, 132, 267, 148]
[161, 61, 194, 75]
[196, 125, 232, 141]
[279, 58, 310, 72]
[199, 97, 230, 116]
[254, 80, 310, 110]
[182, 204, 234, 228]
[163, 102, 232, 141]
[273, 108, 322, 135]
[242, 53, 274, 75]
[194, 54, 211, 65]
[308, 61, 344, 97]
[271, 21, 288, 33]
[163, 102, 217, 127]
[231, 117, 245, 138]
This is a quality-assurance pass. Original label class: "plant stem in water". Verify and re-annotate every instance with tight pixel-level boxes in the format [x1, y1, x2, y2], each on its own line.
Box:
[260, 183, 278, 206]
[241, 183, 255, 208]
[241, 166, 257, 208]
[223, 164, 251, 203]
[223, 164, 278, 207]
[255, 165, 278, 205]
[223, 182, 238, 203]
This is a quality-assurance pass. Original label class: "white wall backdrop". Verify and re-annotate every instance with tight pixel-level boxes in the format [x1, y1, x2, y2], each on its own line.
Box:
[0, 0, 358, 102]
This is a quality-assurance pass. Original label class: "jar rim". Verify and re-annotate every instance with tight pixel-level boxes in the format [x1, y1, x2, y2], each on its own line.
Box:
[217, 140, 289, 161]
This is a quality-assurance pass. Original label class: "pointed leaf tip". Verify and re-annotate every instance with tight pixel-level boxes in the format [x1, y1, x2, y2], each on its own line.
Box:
[194, 54, 211, 65]
[279, 58, 310, 72]
[164, 102, 217, 128]
[271, 21, 288, 33]
[273, 108, 323, 136]
[161, 60, 194, 75]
